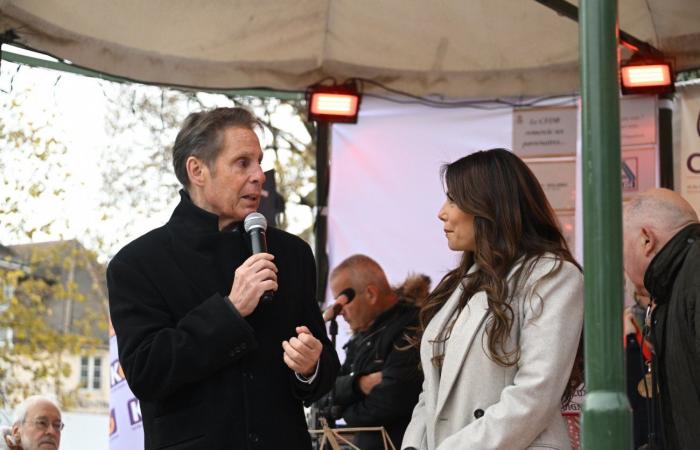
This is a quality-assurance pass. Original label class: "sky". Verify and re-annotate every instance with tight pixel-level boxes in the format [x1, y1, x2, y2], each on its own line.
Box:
[1, 52, 108, 246]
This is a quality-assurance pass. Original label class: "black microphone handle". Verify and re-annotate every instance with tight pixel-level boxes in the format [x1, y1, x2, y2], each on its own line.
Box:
[249, 228, 274, 303]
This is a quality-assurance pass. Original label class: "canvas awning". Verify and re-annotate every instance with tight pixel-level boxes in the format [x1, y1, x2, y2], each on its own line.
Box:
[1, 0, 698, 97]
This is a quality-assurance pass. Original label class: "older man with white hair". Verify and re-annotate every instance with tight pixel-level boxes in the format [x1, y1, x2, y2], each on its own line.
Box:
[623, 188, 700, 450]
[8, 395, 62, 450]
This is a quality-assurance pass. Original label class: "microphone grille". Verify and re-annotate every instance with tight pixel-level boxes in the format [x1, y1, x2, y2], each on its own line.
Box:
[244, 212, 267, 232]
[339, 287, 356, 302]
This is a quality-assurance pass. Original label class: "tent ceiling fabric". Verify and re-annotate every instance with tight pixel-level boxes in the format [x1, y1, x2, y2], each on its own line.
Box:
[1, 0, 698, 97]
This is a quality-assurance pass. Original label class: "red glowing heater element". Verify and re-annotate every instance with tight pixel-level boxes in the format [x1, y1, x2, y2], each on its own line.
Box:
[622, 65, 671, 87]
[307, 88, 361, 123]
[620, 61, 674, 95]
[311, 93, 358, 116]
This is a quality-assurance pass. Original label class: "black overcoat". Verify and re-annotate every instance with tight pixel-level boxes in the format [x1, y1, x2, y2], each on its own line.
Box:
[646, 223, 700, 450]
[107, 191, 339, 450]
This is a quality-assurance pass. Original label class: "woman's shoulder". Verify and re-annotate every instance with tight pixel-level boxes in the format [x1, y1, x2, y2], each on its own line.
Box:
[511, 254, 583, 311]
[514, 253, 581, 284]
[529, 252, 578, 268]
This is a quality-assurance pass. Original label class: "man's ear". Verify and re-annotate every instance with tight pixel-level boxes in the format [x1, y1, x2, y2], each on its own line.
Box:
[640, 227, 658, 257]
[186, 156, 208, 188]
[10, 424, 20, 445]
[366, 285, 379, 305]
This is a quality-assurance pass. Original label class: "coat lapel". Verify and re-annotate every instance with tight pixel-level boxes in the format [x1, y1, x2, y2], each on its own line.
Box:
[168, 231, 220, 299]
[421, 283, 462, 414]
[165, 191, 248, 304]
[435, 290, 490, 416]
[432, 258, 530, 416]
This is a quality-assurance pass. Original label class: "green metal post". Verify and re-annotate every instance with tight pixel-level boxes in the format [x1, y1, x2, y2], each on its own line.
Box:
[579, 0, 633, 449]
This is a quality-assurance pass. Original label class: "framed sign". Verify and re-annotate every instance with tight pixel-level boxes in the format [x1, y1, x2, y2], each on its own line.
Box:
[620, 96, 657, 147]
[525, 158, 577, 211]
[513, 106, 577, 157]
[622, 147, 657, 199]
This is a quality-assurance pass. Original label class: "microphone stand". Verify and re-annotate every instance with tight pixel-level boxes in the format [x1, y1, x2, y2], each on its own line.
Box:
[311, 313, 339, 450]
[325, 314, 339, 428]
[313, 291, 354, 448]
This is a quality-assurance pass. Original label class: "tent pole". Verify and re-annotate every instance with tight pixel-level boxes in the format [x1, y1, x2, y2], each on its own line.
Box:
[579, 0, 633, 448]
[315, 122, 330, 305]
[659, 94, 674, 189]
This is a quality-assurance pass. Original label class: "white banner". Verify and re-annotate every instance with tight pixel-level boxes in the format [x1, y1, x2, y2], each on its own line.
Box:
[328, 97, 515, 343]
[329, 100, 512, 285]
[108, 321, 143, 450]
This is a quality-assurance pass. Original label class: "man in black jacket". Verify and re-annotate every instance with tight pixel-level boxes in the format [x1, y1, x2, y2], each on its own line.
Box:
[623, 188, 700, 450]
[107, 107, 339, 450]
[322, 254, 422, 450]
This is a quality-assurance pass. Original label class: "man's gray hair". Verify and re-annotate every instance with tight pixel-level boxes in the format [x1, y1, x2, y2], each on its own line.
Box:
[172, 107, 262, 189]
[11, 395, 61, 426]
[624, 190, 698, 233]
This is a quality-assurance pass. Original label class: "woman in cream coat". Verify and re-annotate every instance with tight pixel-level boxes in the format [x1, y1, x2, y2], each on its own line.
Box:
[402, 149, 583, 450]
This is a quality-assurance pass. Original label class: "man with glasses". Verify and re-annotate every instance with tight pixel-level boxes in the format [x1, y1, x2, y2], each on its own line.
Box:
[9, 395, 62, 450]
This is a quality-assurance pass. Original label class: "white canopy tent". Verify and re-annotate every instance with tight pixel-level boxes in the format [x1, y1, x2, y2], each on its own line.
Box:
[1, 0, 698, 98]
[1, 2, 698, 448]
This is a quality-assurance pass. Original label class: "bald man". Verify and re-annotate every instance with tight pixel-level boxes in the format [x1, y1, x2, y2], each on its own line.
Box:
[10, 396, 63, 450]
[623, 188, 700, 450]
[322, 254, 422, 450]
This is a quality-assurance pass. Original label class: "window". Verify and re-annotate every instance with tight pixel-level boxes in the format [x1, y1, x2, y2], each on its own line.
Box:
[93, 357, 102, 389]
[80, 356, 103, 390]
[80, 357, 89, 388]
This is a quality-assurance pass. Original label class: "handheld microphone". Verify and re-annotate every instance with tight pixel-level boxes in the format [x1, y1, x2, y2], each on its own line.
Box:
[243, 212, 274, 303]
[323, 287, 356, 321]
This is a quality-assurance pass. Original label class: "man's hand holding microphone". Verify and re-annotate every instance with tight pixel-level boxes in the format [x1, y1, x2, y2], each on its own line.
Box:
[227, 212, 325, 378]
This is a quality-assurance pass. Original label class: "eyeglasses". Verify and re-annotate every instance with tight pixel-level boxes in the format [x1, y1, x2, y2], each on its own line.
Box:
[25, 418, 65, 432]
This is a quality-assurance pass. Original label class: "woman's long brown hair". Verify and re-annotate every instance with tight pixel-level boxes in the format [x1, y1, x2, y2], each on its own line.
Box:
[411, 148, 583, 406]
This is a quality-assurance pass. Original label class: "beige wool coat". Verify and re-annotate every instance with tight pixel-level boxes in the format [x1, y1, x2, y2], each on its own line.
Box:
[402, 256, 583, 450]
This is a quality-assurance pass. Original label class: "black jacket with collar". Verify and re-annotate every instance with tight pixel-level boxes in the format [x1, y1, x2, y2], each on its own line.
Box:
[645, 223, 700, 450]
[107, 191, 339, 450]
[330, 300, 422, 450]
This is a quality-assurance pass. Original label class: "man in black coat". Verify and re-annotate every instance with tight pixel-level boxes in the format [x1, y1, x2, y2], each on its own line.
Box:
[623, 188, 700, 450]
[107, 107, 339, 450]
[321, 255, 422, 450]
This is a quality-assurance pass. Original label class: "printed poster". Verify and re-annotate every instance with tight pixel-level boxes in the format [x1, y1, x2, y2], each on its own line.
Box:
[526, 158, 576, 210]
[621, 147, 657, 200]
[678, 85, 700, 216]
[620, 96, 657, 147]
[513, 106, 578, 157]
[109, 319, 144, 450]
